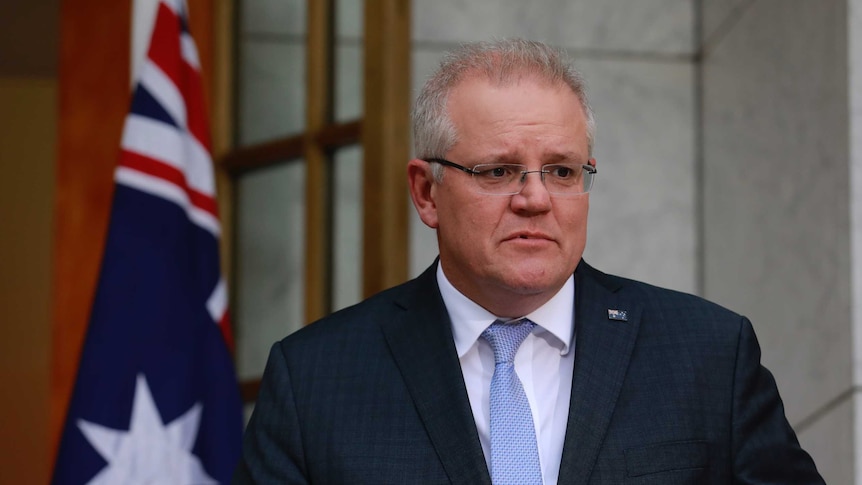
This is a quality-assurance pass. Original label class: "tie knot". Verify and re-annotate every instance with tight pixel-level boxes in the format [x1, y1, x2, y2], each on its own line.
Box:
[481, 319, 535, 364]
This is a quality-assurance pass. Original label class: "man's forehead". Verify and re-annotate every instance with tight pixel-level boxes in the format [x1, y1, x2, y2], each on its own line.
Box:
[446, 78, 582, 123]
[444, 78, 590, 159]
[446, 75, 586, 124]
[446, 75, 585, 122]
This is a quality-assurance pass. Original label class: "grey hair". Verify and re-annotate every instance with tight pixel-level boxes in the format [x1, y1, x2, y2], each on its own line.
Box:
[412, 39, 596, 181]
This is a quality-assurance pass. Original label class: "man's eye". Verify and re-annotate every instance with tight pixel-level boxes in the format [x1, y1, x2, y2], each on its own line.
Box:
[549, 165, 576, 178]
[476, 165, 517, 178]
[489, 167, 509, 178]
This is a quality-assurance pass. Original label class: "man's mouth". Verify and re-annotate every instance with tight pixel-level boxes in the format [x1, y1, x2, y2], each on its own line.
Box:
[510, 232, 551, 241]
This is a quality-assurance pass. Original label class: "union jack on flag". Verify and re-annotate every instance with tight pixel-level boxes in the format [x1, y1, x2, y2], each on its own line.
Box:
[52, 0, 242, 483]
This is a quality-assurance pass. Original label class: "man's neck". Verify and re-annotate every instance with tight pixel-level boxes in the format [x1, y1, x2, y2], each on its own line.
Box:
[437, 261, 569, 318]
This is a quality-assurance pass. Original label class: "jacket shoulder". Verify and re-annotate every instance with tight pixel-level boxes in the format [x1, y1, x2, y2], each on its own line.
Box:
[275, 270, 430, 351]
[579, 261, 746, 331]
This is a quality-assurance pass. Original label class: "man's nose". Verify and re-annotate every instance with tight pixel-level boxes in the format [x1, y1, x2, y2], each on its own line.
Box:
[511, 171, 552, 212]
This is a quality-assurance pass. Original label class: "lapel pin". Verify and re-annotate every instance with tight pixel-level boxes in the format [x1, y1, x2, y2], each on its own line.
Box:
[607, 309, 628, 322]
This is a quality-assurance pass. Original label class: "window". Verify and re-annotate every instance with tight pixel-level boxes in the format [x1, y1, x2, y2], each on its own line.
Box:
[218, 0, 411, 406]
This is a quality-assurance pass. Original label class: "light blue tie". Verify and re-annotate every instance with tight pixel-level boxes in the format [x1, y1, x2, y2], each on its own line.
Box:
[482, 319, 543, 485]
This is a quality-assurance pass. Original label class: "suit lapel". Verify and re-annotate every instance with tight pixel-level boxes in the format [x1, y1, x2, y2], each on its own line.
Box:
[558, 262, 642, 484]
[379, 264, 492, 485]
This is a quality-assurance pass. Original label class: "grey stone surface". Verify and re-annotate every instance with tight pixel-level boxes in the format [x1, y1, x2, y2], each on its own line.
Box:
[579, 57, 697, 293]
[702, 0, 851, 426]
[700, 0, 751, 46]
[796, 393, 855, 485]
[413, 0, 695, 55]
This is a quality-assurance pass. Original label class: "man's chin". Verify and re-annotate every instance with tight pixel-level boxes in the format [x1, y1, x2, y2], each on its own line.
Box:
[498, 274, 566, 297]
[497, 260, 576, 291]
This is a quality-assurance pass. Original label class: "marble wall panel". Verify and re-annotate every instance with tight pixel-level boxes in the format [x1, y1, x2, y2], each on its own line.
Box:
[702, 0, 851, 425]
[409, 48, 698, 293]
[795, 393, 855, 485]
[850, 0, 862, 395]
[851, 2, 862, 476]
[578, 58, 697, 293]
[699, 0, 751, 45]
[413, 0, 695, 56]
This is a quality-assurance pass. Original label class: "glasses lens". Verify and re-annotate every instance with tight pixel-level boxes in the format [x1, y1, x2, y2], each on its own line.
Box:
[468, 163, 595, 196]
[471, 164, 525, 194]
[544, 164, 593, 195]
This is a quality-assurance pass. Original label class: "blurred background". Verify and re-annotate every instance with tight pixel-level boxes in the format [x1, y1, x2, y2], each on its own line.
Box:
[2, 0, 859, 482]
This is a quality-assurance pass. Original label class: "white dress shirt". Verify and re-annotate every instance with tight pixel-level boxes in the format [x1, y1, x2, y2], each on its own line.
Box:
[437, 265, 576, 485]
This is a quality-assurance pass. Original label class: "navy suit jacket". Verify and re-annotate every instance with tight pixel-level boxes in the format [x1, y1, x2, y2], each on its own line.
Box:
[234, 260, 823, 484]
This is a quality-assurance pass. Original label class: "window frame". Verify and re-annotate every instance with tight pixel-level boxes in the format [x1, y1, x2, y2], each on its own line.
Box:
[215, 0, 411, 403]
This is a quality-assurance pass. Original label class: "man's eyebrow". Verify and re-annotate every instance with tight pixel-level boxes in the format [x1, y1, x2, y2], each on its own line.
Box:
[475, 153, 521, 164]
[544, 152, 584, 163]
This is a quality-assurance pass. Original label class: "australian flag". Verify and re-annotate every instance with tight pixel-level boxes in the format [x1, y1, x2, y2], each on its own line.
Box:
[52, 0, 243, 482]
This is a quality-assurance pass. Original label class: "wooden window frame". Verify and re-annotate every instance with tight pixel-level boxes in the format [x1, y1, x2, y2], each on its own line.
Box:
[217, 0, 411, 403]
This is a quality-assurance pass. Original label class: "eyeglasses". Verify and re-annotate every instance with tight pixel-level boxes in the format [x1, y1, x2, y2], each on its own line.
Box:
[424, 158, 596, 197]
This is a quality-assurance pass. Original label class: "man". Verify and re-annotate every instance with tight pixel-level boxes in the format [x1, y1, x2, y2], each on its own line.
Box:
[235, 39, 823, 484]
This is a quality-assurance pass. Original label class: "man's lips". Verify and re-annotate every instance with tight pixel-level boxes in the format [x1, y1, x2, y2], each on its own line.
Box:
[505, 231, 554, 242]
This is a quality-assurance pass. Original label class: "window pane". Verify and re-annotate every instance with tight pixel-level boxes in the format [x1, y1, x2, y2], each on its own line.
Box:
[240, 0, 306, 37]
[332, 146, 363, 311]
[235, 161, 306, 381]
[237, 0, 307, 145]
[335, 0, 363, 122]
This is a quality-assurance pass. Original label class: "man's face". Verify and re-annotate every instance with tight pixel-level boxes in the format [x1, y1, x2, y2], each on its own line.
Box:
[409, 76, 594, 317]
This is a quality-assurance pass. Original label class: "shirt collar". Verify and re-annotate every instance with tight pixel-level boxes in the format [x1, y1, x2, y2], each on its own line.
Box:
[437, 264, 575, 358]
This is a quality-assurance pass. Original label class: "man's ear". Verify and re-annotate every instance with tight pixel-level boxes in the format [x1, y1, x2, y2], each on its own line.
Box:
[407, 158, 439, 229]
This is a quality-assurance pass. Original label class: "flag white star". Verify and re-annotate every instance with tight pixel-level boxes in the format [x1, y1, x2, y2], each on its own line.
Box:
[77, 373, 217, 484]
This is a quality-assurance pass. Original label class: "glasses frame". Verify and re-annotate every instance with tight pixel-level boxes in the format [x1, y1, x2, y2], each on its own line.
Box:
[423, 157, 597, 196]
